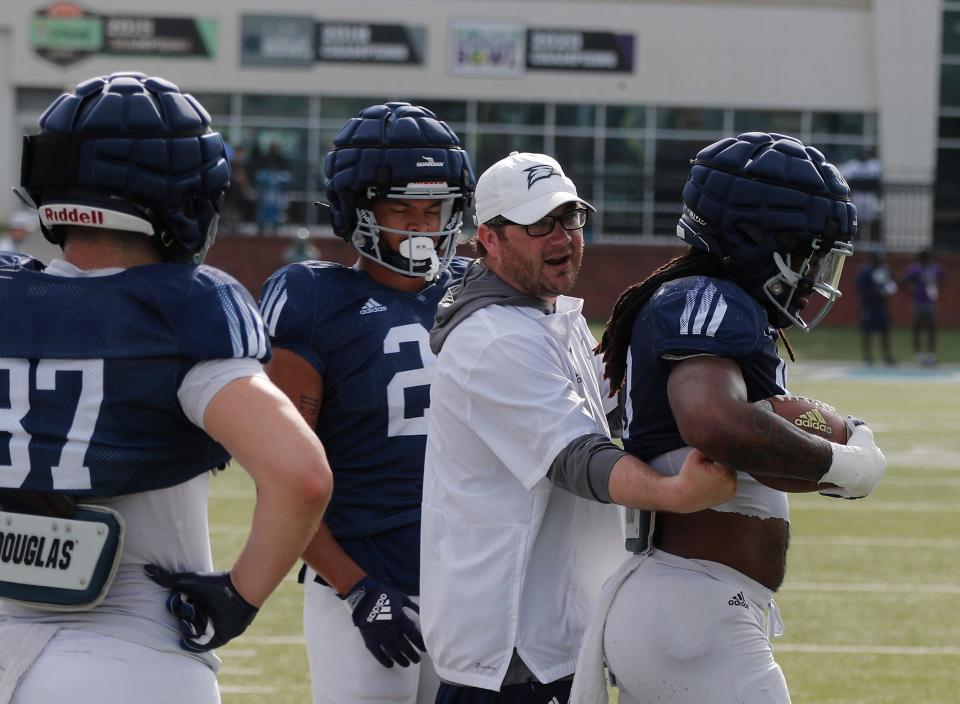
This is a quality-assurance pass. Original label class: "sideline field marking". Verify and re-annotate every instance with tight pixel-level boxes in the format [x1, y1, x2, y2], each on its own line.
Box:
[239, 635, 306, 645]
[782, 581, 960, 595]
[789, 500, 960, 512]
[790, 362, 960, 383]
[790, 535, 960, 548]
[219, 666, 263, 676]
[775, 644, 960, 656]
[219, 685, 277, 694]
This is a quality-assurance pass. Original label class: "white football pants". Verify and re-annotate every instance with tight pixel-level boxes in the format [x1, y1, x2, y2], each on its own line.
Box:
[12, 628, 219, 703]
[604, 550, 791, 704]
[303, 567, 438, 704]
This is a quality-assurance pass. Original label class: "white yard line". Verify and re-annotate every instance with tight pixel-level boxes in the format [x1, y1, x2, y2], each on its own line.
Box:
[218, 685, 277, 694]
[237, 635, 306, 645]
[782, 581, 960, 594]
[774, 644, 960, 656]
[789, 500, 960, 512]
[219, 666, 263, 676]
[790, 535, 960, 548]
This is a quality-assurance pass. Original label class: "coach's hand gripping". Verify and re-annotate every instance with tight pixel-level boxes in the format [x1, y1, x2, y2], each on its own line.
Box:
[819, 417, 887, 500]
[341, 576, 426, 668]
[145, 565, 259, 652]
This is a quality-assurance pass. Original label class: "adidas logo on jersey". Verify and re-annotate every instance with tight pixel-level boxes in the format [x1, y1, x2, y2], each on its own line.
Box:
[794, 409, 831, 434]
[728, 591, 748, 609]
[359, 298, 388, 315]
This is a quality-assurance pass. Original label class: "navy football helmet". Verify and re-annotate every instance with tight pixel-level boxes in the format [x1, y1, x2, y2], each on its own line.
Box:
[323, 102, 475, 280]
[16, 72, 231, 263]
[677, 132, 856, 330]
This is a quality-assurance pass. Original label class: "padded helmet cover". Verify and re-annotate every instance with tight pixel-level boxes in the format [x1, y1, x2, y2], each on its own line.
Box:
[677, 132, 858, 328]
[19, 71, 231, 263]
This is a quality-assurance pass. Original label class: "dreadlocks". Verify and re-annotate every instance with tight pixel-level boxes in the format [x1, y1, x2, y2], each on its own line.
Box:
[596, 247, 796, 396]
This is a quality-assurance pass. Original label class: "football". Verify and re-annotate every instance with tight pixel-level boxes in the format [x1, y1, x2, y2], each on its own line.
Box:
[750, 395, 847, 493]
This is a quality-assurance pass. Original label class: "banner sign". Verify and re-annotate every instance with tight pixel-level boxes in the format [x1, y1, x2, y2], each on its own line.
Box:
[526, 28, 634, 73]
[316, 22, 425, 64]
[449, 21, 525, 78]
[241, 15, 315, 66]
[31, 3, 217, 65]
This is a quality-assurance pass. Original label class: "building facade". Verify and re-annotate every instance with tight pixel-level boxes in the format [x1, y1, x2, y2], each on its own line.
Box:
[0, 0, 950, 250]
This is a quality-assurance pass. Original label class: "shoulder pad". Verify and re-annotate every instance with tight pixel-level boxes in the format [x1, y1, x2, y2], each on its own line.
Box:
[647, 276, 767, 357]
[179, 265, 270, 361]
[0, 252, 45, 272]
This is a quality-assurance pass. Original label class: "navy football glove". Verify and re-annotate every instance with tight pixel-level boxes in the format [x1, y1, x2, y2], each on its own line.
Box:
[144, 565, 258, 652]
[342, 576, 425, 668]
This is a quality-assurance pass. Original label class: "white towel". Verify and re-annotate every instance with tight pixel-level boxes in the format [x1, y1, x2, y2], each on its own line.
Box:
[570, 553, 648, 704]
[0, 624, 60, 704]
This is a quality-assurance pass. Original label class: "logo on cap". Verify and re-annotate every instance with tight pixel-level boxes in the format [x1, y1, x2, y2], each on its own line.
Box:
[523, 164, 560, 189]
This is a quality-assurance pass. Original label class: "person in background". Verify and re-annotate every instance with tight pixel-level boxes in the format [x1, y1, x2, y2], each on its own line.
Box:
[900, 249, 944, 365]
[856, 249, 897, 365]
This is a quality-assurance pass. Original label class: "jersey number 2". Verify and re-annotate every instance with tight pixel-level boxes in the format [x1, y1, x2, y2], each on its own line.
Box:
[0, 358, 104, 490]
[383, 324, 436, 437]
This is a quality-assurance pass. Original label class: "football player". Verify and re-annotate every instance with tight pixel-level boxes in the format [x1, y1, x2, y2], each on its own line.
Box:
[0, 73, 331, 703]
[572, 133, 887, 704]
[260, 102, 475, 704]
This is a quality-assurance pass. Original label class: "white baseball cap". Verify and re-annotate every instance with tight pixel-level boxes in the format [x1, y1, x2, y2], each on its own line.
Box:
[474, 152, 595, 226]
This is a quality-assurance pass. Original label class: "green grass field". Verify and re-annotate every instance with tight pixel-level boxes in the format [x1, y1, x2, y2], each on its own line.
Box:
[209, 332, 960, 703]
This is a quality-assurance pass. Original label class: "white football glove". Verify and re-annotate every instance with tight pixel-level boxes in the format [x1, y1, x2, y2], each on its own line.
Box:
[819, 418, 886, 499]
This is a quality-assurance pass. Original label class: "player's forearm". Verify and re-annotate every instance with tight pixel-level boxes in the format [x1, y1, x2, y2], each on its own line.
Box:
[704, 405, 833, 481]
[301, 521, 366, 595]
[230, 479, 329, 607]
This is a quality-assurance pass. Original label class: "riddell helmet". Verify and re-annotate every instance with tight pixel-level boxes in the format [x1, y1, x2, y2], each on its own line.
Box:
[17, 72, 231, 263]
[323, 102, 475, 281]
[677, 132, 857, 331]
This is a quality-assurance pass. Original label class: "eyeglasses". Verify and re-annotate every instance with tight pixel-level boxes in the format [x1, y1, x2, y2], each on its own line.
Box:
[488, 208, 590, 237]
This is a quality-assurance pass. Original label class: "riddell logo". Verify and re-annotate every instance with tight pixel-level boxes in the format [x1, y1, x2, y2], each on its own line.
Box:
[795, 409, 831, 434]
[42, 206, 105, 225]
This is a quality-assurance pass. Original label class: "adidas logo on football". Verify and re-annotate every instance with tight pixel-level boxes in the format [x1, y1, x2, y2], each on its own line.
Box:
[359, 298, 387, 315]
[728, 591, 748, 609]
[794, 409, 831, 434]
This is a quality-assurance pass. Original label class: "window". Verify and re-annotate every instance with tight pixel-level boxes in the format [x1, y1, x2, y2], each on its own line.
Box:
[242, 94, 309, 118]
[319, 97, 383, 120]
[476, 101, 545, 126]
[812, 112, 866, 136]
[654, 139, 704, 202]
[941, 65, 960, 108]
[474, 133, 545, 172]
[556, 103, 595, 128]
[606, 105, 646, 130]
[554, 136, 596, 201]
[656, 107, 723, 131]
[943, 11, 960, 55]
[733, 109, 802, 135]
[603, 137, 645, 204]
[406, 98, 468, 123]
[190, 92, 231, 117]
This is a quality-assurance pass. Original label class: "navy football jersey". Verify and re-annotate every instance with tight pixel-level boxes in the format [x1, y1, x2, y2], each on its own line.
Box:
[0, 254, 268, 495]
[623, 275, 787, 461]
[260, 257, 468, 593]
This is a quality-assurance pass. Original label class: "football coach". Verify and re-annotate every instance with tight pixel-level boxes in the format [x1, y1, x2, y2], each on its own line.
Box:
[419, 151, 736, 704]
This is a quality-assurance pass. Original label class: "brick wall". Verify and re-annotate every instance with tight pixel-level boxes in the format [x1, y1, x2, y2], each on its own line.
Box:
[206, 236, 960, 328]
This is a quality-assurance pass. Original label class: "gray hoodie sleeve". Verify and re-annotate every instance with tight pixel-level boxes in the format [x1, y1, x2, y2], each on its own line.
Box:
[547, 433, 627, 503]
